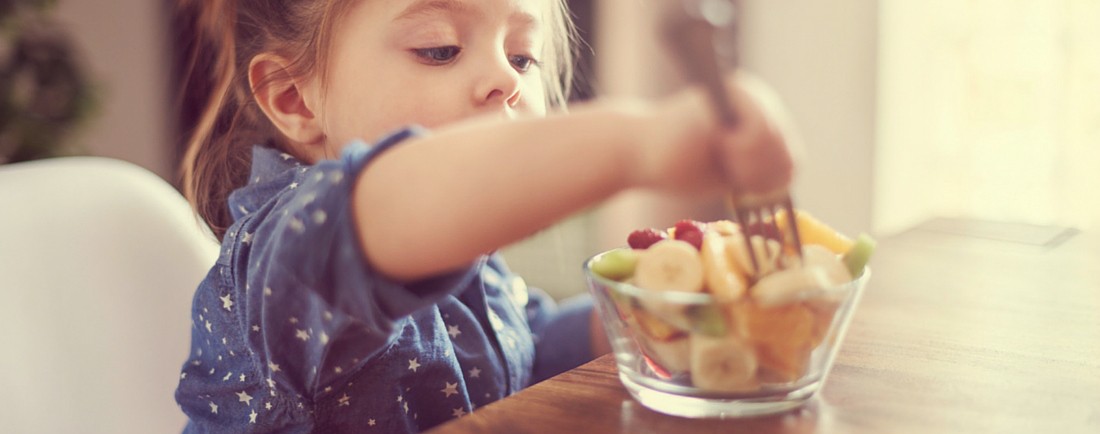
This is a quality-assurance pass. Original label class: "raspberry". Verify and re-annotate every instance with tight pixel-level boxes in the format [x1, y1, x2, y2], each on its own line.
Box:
[672, 219, 705, 250]
[673, 219, 706, 236]
[676, 229, 704, 250]
[627, 228, 667, 249]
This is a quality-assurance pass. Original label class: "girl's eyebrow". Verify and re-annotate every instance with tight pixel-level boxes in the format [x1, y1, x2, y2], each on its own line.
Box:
[394, 0, 476, 21]
[394, 0, 539, 27]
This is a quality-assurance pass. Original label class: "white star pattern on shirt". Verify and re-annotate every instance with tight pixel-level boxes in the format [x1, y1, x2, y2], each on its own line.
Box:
[447, 324, 461, 339]
[269, 362, 281, 373]
[180, 372, 187, 379]
[338, 393, 351, 406]
[408, 358, 421, 372]
[209, 402, 218, 414]
[265, 402, 273, 410]
[289, 182, 298, 189]
[220, 294, 233, 311]
[403, 401, 410, 413]
[205, 321, 213, 333]
[368, 419, 376, 426]
[312, 210, 327, 225]
[441, 382, 459, 397]
[488, 311, 505, 331]
[289, 317, 299, 324]
[469, 367, 481, 378]
[249, 409, 258, 423]
[289, 217, 305, 233]
[252, 325, 260, 332]
[241, 231, 253, 244]
[295, 329, 310, 341]
[239, 373, 246, 382]
[452, 407, 466, 418]
[237, 391, 253, 405]
[264, 287, 272, 296]
[223, 372, 233, 381]
[320, 331, 330, 344]
[280, 152, 292, 160]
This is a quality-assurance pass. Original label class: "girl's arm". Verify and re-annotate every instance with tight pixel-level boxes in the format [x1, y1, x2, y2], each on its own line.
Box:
[354, 78, 788, 283]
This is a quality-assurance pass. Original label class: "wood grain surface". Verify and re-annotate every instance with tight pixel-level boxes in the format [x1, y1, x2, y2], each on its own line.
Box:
[427, 219, 1100, 434]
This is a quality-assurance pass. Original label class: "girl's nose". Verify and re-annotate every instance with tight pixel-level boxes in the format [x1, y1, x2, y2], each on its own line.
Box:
[474, 54, 522, 108]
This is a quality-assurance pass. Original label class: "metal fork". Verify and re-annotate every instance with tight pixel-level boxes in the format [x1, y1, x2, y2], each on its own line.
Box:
[662, 0, 803, 277]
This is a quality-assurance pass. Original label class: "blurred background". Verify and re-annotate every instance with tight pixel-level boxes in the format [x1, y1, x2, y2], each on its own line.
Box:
[1, 0, 1098, 430]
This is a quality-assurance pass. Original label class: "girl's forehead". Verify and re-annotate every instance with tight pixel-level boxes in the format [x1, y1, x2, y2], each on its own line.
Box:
[385, 0, 546, 24]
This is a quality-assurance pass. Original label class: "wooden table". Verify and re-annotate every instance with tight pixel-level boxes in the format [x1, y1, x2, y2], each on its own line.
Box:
[427, 219, 1100, 434]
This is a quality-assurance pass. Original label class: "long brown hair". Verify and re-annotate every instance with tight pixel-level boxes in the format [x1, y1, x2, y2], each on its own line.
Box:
[177, 0, 578, 241]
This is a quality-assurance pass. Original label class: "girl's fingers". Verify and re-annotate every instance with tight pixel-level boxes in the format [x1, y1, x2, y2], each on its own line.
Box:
[720, 73, 798, 195]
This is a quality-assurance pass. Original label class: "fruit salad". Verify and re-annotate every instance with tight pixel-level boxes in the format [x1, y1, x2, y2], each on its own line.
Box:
[589, 210, 874, 394]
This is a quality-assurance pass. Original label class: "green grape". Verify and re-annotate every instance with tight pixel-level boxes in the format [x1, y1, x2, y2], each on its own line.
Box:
[843, 233, 877, 278]
[591, 248, 639, 281]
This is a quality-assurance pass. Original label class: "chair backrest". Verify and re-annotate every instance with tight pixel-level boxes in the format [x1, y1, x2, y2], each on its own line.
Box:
[0, 157, 219, 433]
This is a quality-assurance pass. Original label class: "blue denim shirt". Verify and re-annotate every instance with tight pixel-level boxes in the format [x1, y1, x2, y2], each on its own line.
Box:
[176, 128, 595, 433]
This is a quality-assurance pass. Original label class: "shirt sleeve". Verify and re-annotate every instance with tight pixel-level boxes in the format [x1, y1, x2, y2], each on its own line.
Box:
[237, 127, 480, 394]
[525, 288, 597, 383]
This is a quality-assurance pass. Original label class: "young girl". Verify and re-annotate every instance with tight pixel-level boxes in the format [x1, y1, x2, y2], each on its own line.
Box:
[174, 0, 795, 432]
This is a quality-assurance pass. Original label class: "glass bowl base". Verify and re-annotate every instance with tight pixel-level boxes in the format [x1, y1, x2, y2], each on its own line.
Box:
[619, 373, 819, 419]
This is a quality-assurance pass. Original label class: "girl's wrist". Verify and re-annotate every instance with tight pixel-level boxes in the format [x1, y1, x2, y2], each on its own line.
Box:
[628, 87, 717, 192]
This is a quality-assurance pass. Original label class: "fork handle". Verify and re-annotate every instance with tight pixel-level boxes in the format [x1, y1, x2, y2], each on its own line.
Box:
[664, 2, 740, 127]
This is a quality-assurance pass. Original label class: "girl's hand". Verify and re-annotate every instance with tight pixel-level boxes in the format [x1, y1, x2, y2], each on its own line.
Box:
[633, 73, 799, 197]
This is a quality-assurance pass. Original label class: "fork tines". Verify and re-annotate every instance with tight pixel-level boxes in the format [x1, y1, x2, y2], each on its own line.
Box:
[730, 193, 804, 278]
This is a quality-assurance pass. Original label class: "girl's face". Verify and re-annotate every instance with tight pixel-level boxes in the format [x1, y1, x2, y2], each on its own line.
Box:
[317, 0, 550, 152]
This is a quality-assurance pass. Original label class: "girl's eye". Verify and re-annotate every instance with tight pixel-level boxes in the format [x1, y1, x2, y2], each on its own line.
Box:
[509, 55, 540, 72]
[413, 46, 461, 64]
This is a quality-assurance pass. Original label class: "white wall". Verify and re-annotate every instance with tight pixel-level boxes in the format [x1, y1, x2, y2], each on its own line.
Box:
[55, 0, 173, 179]
[738, 0, 878, 237]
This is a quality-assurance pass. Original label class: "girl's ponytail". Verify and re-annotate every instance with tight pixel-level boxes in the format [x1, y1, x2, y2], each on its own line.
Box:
[178, 0, 269, 241]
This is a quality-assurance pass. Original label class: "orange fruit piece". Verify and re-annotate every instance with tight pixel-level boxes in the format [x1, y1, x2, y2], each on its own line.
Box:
[732, 301, 815, 382]
[805, 300, 840, 348]
[775, 209, 854, 255]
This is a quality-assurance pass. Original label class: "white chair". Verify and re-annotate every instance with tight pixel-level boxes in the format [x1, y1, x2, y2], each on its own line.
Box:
[0, 157, 219, 433]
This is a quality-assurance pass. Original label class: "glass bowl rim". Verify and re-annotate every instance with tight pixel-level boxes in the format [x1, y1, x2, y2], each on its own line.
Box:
[583, 248, 872, 305]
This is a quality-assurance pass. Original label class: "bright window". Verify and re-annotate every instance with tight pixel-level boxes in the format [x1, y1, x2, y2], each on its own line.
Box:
[876, 0, 1100, 234]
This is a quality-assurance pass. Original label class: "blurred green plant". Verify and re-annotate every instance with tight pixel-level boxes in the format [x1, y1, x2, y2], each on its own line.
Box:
[1, 0, 97, 164]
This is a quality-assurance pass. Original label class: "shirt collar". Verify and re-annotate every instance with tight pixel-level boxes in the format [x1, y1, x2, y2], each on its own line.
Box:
[227, 145, 305, 221]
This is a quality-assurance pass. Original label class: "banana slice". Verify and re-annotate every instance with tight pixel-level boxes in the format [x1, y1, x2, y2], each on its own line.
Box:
[634, 239, 705, 293]
[689, 333, 759, 393]
[749, 265, 833, 307]
[701, 232, 748, 302]
[801, 244, 853, 309]
[796, 244, 852, 286]
[727, 234, 782, 278]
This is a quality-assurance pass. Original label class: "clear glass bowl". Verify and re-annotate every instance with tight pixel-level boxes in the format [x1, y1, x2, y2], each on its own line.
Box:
[584, 251, 870, 418]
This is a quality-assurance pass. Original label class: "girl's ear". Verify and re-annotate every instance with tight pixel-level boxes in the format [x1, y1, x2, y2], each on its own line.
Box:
[249, 54, 325, 146]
